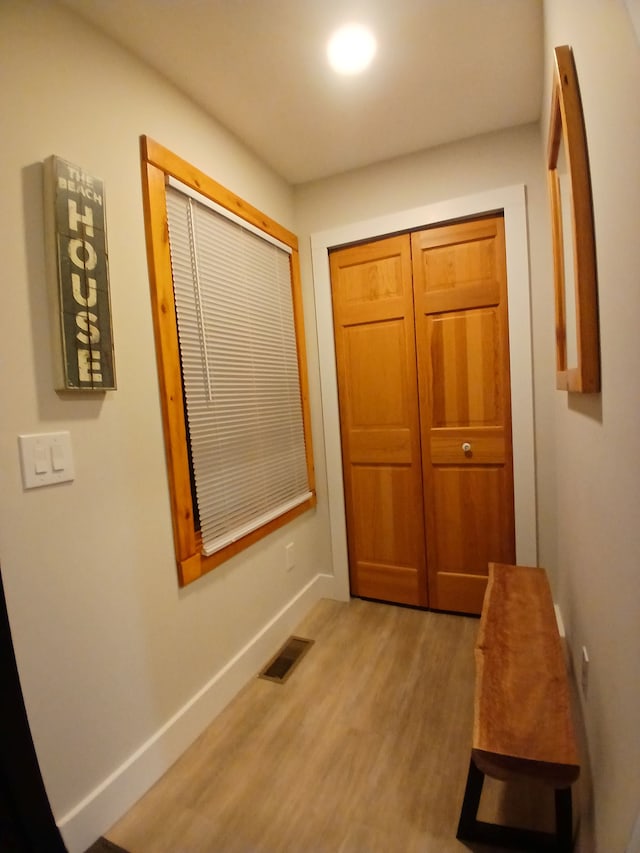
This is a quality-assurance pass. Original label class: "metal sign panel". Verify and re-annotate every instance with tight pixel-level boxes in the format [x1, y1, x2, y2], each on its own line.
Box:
[44, 156, 116, 390]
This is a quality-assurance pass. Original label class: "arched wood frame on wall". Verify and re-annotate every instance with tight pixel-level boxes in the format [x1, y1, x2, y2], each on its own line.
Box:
[311, 185, 537, 602]
[547, 45, 600, 393]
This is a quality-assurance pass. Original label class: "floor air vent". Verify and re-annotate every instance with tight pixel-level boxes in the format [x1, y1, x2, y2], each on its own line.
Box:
[259, 636, 314, 684]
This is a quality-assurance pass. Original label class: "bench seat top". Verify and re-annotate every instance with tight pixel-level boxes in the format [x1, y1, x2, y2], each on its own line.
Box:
[472, 562, 580, 787]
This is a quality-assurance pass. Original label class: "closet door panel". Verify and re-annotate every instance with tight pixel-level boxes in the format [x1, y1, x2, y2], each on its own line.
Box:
[429, 308, 504, 428]
[413, 216, 515, 614]
[330, 235, 428, 607]
[350, 463, 427, 604]
[431, 465, 515, 569]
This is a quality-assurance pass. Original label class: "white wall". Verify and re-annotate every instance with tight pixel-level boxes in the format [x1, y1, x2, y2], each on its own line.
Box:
[0, 2, 333, 849]
[541, 3, 640, 851]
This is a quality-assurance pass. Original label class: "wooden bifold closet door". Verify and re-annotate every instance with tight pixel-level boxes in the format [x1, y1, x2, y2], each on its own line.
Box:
[329, 215, 515, 615]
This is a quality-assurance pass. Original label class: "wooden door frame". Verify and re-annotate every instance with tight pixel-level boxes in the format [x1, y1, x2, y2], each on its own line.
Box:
[311, 185, 536, 602]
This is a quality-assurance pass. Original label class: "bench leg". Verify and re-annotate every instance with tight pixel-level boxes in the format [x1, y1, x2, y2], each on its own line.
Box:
[456, 756, 575, 852]
[555, 786, 573, 851]
[456, 757, 484, 840]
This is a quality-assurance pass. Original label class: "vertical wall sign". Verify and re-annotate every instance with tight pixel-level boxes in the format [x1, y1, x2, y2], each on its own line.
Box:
[44, 156, 116, 390]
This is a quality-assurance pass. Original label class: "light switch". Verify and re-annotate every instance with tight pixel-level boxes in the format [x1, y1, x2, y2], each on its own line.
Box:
[18, 432, 75, 489]
[34, 441, 49, 474]
[50, 438, 66, 471]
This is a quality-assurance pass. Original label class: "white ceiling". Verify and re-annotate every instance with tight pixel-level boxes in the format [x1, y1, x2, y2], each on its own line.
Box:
[60, 0, 544, 185]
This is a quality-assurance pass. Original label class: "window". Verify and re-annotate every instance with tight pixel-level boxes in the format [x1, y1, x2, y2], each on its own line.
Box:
[140, 137, 316, 585]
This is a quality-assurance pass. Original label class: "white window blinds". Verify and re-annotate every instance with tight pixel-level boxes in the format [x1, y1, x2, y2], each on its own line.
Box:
[165, 180, 312, 557]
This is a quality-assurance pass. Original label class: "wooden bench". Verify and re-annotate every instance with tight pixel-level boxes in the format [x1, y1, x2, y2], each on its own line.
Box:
[457, 562, 580, 852]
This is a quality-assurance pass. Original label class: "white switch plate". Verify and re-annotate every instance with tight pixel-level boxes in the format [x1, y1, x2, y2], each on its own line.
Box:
[18, 431, 75, 489]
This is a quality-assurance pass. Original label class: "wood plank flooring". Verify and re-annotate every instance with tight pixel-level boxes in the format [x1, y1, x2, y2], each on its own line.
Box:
[106, 598, 554, 852]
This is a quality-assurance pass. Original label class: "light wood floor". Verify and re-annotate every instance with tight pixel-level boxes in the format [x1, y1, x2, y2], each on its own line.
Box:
[106, 597, 555, 852]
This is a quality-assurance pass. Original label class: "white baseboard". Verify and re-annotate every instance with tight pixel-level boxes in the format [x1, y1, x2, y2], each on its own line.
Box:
[57, 572, 336, 853]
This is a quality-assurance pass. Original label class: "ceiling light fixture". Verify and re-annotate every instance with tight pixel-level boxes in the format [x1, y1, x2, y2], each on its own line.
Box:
[327, 23, 377, 75]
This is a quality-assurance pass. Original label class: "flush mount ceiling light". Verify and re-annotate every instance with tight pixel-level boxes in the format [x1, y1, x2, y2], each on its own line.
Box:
[327, 23, 377, 75]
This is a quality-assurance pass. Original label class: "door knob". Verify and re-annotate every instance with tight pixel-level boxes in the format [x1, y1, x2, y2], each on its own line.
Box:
[462, 442, 472, 454]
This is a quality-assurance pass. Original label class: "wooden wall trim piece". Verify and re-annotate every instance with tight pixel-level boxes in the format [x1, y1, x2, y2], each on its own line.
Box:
[546, 45, 600, 393]
[140, 136, 315, 585]
[140, 156, 197, 569]
[141, 137, 298, 251]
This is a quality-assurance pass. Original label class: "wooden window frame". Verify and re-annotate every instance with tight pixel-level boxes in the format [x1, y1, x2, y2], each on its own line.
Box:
[140, 136, 316, 585]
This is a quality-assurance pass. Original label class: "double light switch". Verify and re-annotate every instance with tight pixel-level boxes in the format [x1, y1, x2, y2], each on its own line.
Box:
[18, 432, 75, 489]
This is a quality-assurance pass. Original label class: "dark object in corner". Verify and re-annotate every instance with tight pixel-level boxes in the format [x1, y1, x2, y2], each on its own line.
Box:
[83, 838, 129, 853]
[0, 568, 67, 853]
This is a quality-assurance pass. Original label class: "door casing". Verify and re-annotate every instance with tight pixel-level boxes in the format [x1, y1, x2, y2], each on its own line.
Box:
[311, 185, 536, 602]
